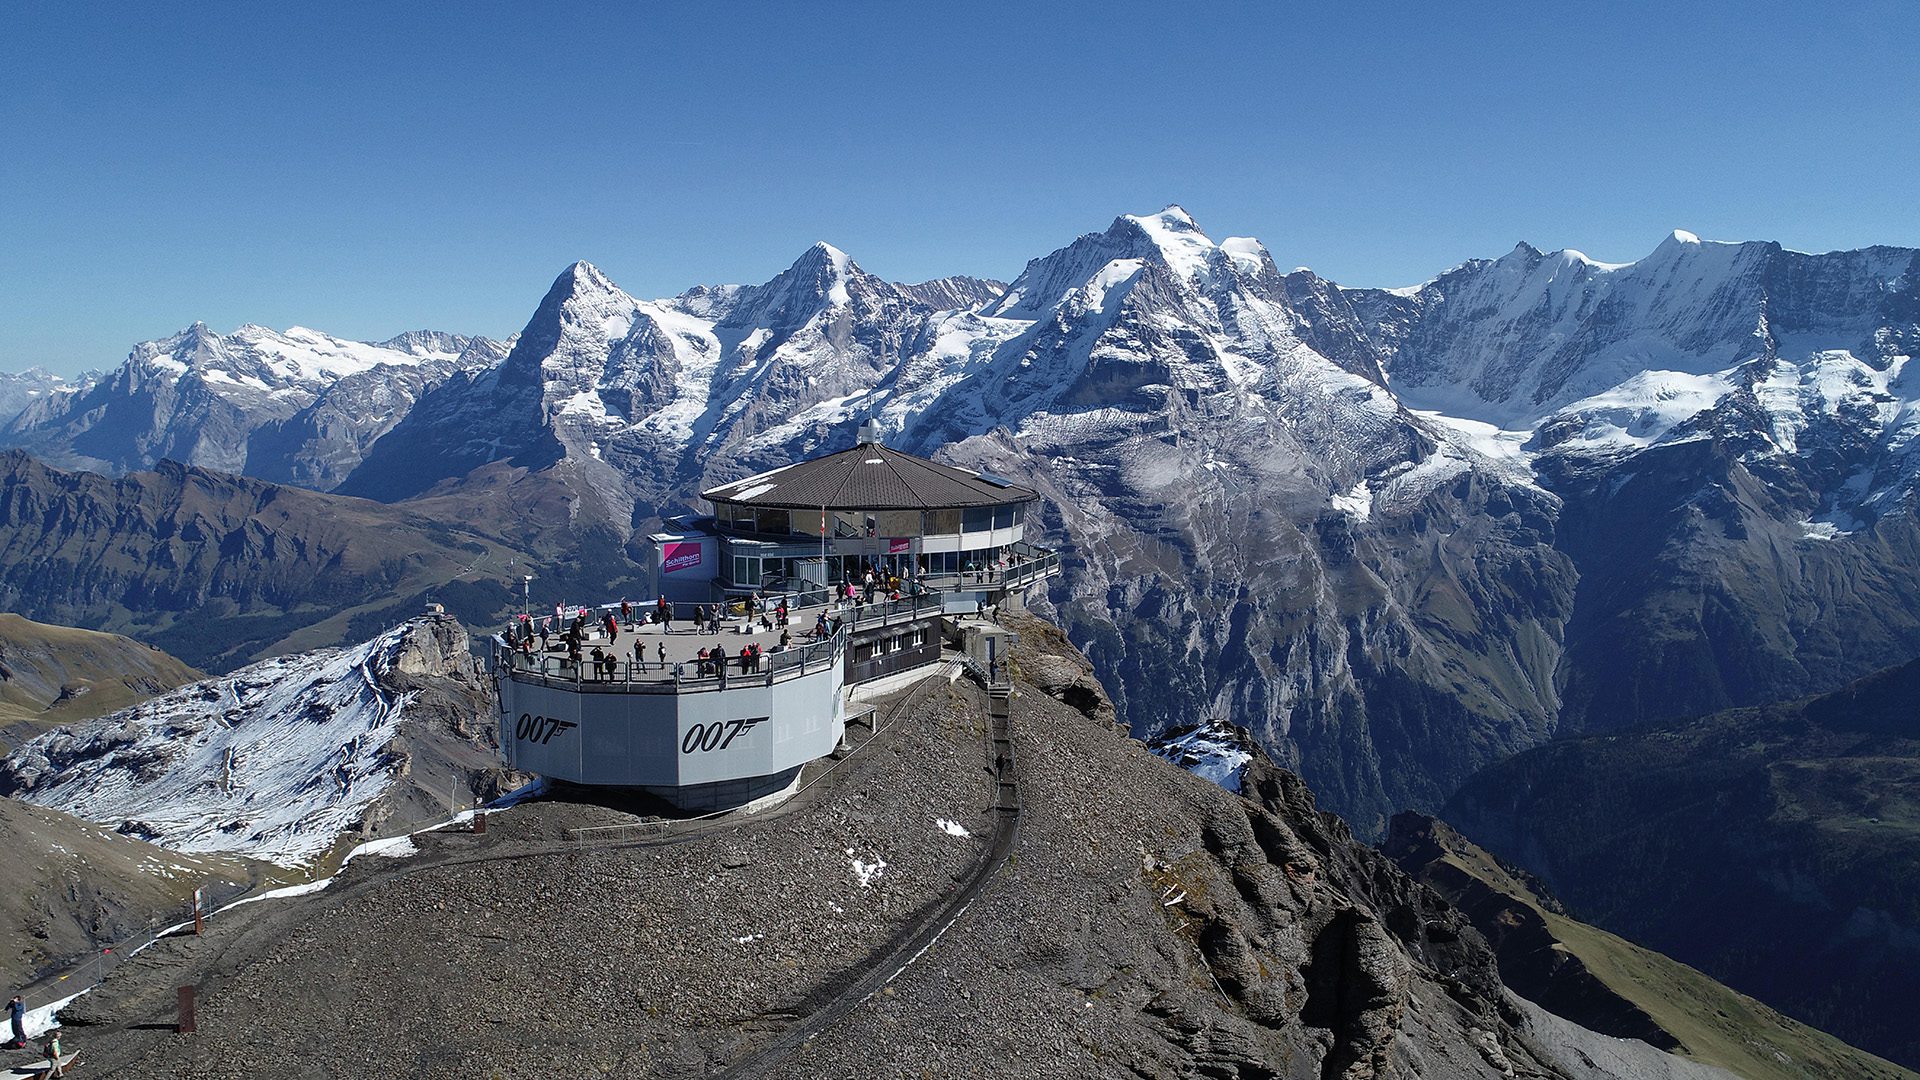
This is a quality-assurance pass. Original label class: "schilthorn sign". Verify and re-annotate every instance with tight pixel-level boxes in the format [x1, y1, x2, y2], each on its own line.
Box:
[663, 541, 703, 574]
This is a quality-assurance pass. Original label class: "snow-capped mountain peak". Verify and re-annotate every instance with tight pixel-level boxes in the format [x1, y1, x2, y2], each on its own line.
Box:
[1118, 204, 1218, 281]
[985, 206, 1234, 321]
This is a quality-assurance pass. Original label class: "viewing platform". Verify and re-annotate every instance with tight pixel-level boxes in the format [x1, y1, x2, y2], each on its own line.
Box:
[494, 427, 1057, 812]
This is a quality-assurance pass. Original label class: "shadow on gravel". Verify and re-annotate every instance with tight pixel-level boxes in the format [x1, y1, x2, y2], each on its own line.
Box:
[540, 782, 691, 819]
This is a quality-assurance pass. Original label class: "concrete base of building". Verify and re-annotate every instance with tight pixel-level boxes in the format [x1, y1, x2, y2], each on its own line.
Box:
[639, 765, 803, 814]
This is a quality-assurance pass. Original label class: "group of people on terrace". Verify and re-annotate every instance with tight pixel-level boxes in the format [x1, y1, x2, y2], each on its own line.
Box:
[498, 589, 845, 685]
[496, 543, 1053, 686]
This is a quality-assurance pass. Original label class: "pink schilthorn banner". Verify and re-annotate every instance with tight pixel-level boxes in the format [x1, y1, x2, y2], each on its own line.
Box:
[662, 541, 703, 574]
[887, 538, 912, 555]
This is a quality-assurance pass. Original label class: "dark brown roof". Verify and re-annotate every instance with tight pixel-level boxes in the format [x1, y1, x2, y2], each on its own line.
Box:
[703, 443, 1036, 511]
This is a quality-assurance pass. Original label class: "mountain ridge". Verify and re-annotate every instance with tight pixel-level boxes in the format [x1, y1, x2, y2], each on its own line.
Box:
[2, 209, 1916, 835]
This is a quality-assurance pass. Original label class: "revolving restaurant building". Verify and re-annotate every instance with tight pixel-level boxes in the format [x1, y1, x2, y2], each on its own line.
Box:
[497, 432, 1056, 813]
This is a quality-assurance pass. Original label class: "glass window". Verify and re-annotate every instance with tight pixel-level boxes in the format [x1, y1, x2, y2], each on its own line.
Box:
[876, 509, 920, 537]
[993, 504, 1014, 529]
[926, 507, 961, 534]
[758, 508, 790, 534]
[962, 506, 993, 531]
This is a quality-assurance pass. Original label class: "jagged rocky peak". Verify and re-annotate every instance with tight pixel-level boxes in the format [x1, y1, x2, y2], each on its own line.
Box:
[378, 612, 474, 678]
[713, 241, 902, 332]
[896, 273, 1008, 311]
[378, 329, 480, 357]
[543, 260, 641, 321]
[986, 204, 1273, 320]
[500, 260, 645, 379]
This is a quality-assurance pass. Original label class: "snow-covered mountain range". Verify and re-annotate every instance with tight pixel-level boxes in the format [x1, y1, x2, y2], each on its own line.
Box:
[5, 207, 1916, 832]
[3, 324, 509, 490]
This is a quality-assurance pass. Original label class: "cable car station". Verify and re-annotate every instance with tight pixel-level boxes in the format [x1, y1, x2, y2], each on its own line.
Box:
[493, 427, 1057, 812]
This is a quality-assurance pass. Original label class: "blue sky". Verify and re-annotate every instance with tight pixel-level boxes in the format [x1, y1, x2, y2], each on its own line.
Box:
[4, 0, 1917, 375]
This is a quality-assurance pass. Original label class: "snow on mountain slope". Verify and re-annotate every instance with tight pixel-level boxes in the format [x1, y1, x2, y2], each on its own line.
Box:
[1356, 232, 1917, 444]
[0, 617, 500, 867]
[0, 322, 504, 484]
[5, 208, 1917, 836]
[0, 368, 79, 428]
[1148, 717, 1255, 793]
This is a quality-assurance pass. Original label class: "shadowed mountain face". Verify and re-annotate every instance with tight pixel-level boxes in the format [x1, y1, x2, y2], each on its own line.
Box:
[0, 613, 204, 748]
[1442, 659, 1920, 1069]
[1382, 811, 1915, 1080]
[3, 209, 1917, 837]
[0, 451, 529, 671]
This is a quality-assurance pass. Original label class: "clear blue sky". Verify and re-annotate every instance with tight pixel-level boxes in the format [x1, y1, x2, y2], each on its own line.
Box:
[5, 0, 1917, 375]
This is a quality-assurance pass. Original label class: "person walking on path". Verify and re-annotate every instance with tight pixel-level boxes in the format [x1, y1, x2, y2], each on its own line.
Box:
[7, 993, 24, 1048]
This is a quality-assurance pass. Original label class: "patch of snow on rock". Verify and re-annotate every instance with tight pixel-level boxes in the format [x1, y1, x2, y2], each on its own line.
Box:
[847, 847, 888, 889]
[1148, 719, 1256, 794]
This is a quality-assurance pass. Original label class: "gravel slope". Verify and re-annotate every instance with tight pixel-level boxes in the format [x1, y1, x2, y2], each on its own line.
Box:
[46, 620, 1733, 1079]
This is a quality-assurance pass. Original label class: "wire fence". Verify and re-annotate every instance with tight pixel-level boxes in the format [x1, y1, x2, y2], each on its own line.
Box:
[15, 873, 260, 1011]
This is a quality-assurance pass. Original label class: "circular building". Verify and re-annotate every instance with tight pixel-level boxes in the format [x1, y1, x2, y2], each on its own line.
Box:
[651, 430, 1040, 601]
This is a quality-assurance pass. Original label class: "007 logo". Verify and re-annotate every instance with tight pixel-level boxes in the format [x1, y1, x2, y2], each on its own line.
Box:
[514, 713, 578, 744]
[681, 716, 768, 754]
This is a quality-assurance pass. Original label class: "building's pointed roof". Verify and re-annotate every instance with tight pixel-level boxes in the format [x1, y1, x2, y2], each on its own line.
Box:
[702, 442, 1035, 511]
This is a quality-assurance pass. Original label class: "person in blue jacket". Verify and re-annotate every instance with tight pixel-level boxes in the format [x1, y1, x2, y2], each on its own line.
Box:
[6, 993, 23, 1048]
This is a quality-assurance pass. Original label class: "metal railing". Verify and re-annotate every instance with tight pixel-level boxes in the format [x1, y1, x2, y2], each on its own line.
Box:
[919, 549, 1060, 592]
[495, 627, 844, 694]
[495, 552, 1054, 696]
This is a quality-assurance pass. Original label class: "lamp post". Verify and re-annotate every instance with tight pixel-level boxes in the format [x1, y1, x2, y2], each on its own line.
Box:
[522, 574, 533, 618]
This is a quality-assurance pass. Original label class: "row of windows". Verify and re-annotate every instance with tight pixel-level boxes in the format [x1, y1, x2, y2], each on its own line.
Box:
[852, 627, 930, 664]
[718, 503, 1023, 537]
[729, 548, 1017, 590]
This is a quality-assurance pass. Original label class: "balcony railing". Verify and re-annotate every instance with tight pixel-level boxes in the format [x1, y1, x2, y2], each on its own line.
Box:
[495, 627, 844, 694]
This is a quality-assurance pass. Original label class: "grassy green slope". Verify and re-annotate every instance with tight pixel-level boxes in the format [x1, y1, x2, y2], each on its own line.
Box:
[0, 613, 204, 746]
[1425, 830, 1914, 1080]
